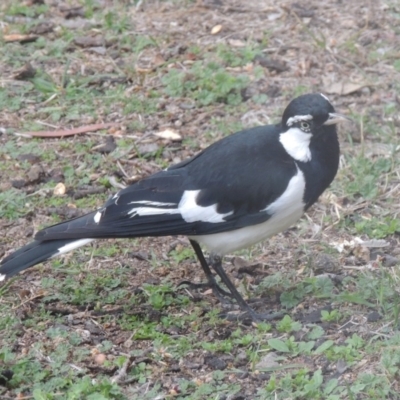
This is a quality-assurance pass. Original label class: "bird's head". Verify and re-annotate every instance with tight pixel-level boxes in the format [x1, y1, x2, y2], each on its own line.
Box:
[281, 93, 349, 135]
[279, 93, 349, 163]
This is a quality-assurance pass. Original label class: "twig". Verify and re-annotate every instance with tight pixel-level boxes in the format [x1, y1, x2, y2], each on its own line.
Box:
[108, 176, 127, 190]
[12, 292, 48, 309]
[111, 356, 132, 384]
[117, 160, 130, 179]
[14, 123, 118, 138]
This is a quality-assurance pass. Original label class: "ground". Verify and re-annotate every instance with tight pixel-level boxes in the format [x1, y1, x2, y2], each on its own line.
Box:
[1, 0, 400, 399]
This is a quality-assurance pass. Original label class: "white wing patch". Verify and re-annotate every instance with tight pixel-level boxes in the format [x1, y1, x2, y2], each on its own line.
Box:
[179, 190, 233, 223]
[51, 239, 94, 258]
[191, 167, 306, 255]
[127, 190, 233, 223]
[286, 114, 312, 127]
[128, 205, 179, 217]
[279, 127, 312, 162]
[94, 211, 102, 224]
[130, 200, 177, 207]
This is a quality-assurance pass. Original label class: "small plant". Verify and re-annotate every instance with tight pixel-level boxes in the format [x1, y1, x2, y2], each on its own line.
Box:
[169, 246, 194, 263]
[0, 189, 28, 220]
[276, 315, 302, 333]
[142, 283, 189, 311]
[263, 369, 326, 399]
[162, 61, 249, 106]
[216, 43, 262, 67]
[354, 216, 400, 238]
[320, 309, 341, 323]
[337, 156, 393, 200]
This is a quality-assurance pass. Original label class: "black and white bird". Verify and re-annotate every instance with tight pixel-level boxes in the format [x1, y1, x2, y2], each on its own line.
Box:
[0, 93, 348, 320]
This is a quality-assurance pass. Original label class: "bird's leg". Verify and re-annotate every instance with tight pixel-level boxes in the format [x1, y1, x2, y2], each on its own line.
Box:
[209, 254, 255, 313]
[177, 240, 233, 302]
[209, 254, 283, 322]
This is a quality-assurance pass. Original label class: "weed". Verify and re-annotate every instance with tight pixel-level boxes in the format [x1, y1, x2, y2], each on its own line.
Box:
[320, 309, 342, 323]
[162, 61, 249, 106]
[276, 315, 302, 333]
[0, 189, 28, 220]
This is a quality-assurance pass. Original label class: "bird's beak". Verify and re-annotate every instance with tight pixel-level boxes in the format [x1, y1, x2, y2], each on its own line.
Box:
[324, 113, 352, 125]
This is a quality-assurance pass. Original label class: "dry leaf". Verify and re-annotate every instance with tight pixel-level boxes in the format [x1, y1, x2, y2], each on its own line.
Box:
[361, 239, 390, 248]
[4, 34, 39, 43]
[18, 289, 31, 299]
[135, 66, 152, 73]
[13, 62, 36, 80]
[153, 53, 165, 67]
[228, 39, 246, 47]
[297, 265, 306, 275]
[330, 237, 389, 253]
[53, 182, 66, 196]
[232, 256, 248, 269]
[330, 239, 356, 253]
[74, 36, 104, 48]
[211, 24, 222, 35]
[353, 245, 370, 263]
[322, 77, 368, 95]
[154, 128, 182, 141]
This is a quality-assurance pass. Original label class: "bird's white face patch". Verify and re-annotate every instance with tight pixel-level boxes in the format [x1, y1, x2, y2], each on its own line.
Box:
[127, 191, 233, 223]
[191, 168, 306, 255]
[320, 93, 331, 103]
[279, 127, 312, 162]
[286, 114, 312, 127]
[51, 238, 94, 258]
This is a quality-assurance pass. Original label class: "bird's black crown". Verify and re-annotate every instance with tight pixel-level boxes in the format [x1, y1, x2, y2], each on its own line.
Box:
[282, 93, 335, 128]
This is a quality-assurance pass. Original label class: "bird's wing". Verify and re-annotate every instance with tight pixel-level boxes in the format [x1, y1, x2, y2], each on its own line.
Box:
[36, 125, 299, 241]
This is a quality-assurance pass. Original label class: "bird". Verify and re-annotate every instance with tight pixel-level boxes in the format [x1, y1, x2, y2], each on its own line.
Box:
[0, 93, 348, 321]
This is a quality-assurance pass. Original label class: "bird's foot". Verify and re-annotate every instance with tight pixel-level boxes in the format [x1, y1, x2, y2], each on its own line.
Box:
[221, 310, 284, 322]
[177, 279, 234, 304]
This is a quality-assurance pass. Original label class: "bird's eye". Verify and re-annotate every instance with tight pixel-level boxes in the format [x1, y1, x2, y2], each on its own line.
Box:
[300, 121, 310, 130]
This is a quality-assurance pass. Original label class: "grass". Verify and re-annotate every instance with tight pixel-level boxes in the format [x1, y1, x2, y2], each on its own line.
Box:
[2, 0, 400, 398]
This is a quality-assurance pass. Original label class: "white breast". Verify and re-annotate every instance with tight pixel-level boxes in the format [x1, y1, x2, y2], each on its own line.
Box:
[191, 167, 306, 256]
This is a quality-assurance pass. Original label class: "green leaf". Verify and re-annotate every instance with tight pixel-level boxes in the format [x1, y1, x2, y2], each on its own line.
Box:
[268, 338, 290, 353]
[31, 77, 58, 94]
[307, 325, 325, 340]
[314, 340, 334, 354]
[280, 290, 300, 308]
[33, 389, 48, 400]
[324, 378, 339, 395]
[298, 341, 315, 354]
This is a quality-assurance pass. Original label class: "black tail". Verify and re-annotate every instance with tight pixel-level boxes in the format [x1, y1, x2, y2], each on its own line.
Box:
[0, 238, 94, 280]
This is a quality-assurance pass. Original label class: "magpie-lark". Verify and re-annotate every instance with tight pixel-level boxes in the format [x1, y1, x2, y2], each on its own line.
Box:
[0, 93, 348, 320]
